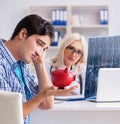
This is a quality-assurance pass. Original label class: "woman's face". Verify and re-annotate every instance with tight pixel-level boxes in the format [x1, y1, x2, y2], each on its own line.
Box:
[64, 40, 83, 67]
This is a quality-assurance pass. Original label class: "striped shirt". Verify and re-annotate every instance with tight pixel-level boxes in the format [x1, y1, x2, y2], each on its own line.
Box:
[0, 39, 39, 124]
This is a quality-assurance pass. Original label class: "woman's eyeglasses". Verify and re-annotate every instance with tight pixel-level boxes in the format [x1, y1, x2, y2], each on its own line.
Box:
[66, 46, 83, 56]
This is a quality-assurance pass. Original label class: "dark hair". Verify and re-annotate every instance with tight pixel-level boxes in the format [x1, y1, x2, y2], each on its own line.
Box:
[10, 14, 54, 41]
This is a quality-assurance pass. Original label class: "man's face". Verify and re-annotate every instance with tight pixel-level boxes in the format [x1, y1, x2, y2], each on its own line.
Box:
[19, 34, 51, 63]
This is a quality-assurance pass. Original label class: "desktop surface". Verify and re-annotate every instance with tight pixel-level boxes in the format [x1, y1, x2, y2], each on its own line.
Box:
[31, 100, 120, 124]
[53, 100, 120, 111]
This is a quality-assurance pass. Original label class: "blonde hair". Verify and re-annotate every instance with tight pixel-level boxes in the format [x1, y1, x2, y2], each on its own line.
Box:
[50, 33, 88, 75]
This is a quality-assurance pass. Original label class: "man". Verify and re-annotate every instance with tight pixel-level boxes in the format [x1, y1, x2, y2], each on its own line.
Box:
[0, 14, 77, 124]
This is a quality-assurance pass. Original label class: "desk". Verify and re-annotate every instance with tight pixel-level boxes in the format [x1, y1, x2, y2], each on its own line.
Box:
[31, 101, 120, 124]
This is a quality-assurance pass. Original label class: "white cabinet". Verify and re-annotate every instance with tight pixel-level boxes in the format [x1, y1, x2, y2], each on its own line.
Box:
[28, 5, 109, 59]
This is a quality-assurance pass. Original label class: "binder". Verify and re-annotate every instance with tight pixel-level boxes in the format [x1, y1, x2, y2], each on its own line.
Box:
[51, 31, 60, 46]
[104, 9, 108, 24]
[100, 9, 108, 25]
[56, 9, 60, 25]
[63, 9, 67, 25]
[100, 9, 104, 24]
[52, 9, 56, 25]
[60, 9, 64, 25]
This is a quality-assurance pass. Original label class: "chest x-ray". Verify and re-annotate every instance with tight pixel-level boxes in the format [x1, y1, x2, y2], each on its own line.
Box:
[85, 36, 120, 98]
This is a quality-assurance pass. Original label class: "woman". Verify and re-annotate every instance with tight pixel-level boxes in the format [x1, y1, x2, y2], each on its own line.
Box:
[47, 33, 88, 96]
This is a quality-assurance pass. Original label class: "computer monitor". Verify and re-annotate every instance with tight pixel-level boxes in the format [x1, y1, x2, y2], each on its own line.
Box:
[0, 90, 23, 124]
[85, 36, 120, 98]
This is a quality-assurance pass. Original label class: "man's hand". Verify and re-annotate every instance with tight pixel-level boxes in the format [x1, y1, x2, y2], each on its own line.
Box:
[32, 50, 46, 63]
[42, 85, 78, 96]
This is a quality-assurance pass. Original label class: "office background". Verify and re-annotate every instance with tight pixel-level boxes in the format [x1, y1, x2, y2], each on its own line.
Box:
[0, 0, 120, 40]
[0, 0, 120, 124]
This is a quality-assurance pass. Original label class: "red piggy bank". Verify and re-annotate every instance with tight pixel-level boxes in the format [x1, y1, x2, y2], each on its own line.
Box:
[51, 67, 76, 88]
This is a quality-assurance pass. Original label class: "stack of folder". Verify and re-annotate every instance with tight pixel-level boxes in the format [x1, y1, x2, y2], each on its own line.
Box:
[52, 9, 67, 26]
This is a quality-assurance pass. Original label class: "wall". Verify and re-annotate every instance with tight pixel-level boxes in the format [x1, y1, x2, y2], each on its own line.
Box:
[0, 0, 120, 40]
[0, 0, 120, 123]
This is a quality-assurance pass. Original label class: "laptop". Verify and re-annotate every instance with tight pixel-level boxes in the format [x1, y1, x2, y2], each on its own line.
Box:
[88, 68, 120, 102]
[0, 90, 23, 124]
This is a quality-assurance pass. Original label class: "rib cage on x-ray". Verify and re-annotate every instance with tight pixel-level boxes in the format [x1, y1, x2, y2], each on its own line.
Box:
[85, 36, 120, 98]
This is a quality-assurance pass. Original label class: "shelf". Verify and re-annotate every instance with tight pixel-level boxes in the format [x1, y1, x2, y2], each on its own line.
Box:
[71, 5, 108, 10]
[71, 25, 109, 29]
[54, 26, 67, 28]
[48, 46, 59, 49]
[28, 5, 109, 59]
[28, 5, 67, 21]
[28, 5, 109, 39]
